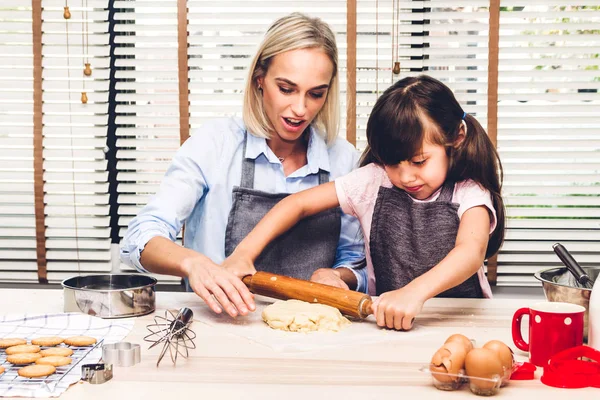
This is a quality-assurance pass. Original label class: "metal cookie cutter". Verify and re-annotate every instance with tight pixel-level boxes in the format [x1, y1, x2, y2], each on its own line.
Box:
[102, 342, 141, 367]
[81, 363, 113, 384]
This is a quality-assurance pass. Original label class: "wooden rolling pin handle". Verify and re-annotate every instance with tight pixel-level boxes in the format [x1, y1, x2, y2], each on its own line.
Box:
[242, 271, 373, 319]
[358, 297, 373, 319]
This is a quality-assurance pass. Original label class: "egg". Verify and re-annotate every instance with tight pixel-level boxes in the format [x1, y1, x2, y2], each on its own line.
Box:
[483, 340, 514, 384]
[430, 340, 468, 384]
[430, 347, 456, 384]
[445, 333, 474, 353]
[465, 348, 504, 394]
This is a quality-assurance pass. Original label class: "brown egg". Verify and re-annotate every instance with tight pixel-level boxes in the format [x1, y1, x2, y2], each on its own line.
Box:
[430, 340, 468, 383]
[430, 348, 455, 384]
[483, 340, 514, 384]
[445, 333, 474, 353]
[465, 348, 504, 393]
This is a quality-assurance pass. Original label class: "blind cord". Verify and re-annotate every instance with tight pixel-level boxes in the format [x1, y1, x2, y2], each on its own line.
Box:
[65, 2, 82, 274]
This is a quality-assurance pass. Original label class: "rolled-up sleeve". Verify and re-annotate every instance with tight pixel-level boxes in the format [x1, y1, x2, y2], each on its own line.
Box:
[120, 134, 210, 272]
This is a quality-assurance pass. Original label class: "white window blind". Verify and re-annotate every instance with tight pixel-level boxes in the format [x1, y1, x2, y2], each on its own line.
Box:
[365, 0, 492, 145]
[421, 0, 490, 130]
[187, 0, 348, 139]
[0, 2, 37, 282]
[497, 1, 600, 286]
[113, 0, 182, 282]
[2, 2, 597, 288]
[43, 0, 112, 283]
[0, 0, 113, 283]
[356, 1, 491, 149]
[356, 0, 423, 150]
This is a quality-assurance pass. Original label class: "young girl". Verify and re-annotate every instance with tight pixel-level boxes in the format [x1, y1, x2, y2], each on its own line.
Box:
[223, 75, 505, 331]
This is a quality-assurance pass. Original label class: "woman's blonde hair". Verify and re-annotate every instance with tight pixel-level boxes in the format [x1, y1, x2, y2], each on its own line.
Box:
[243, 13, 340, 146]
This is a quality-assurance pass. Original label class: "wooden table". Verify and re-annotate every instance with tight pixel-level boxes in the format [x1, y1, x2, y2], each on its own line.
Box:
[1, 289, 597, 399]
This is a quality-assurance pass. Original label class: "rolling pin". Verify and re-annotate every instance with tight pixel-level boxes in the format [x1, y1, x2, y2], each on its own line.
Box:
[242, 271, 373, 319]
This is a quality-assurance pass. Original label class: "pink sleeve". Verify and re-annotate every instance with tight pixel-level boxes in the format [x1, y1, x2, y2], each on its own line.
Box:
[454, 180, 497, 234]
[334, 164, 389, 219]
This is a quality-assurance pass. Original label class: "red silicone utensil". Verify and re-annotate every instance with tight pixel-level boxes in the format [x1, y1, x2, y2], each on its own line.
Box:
[541, 345, 600, 389]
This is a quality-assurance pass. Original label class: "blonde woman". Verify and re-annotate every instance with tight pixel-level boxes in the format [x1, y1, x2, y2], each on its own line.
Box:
[121, 13, 366, 317]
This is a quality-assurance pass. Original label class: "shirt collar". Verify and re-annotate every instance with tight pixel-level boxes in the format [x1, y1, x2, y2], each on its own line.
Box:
[244, 125, 331, 173]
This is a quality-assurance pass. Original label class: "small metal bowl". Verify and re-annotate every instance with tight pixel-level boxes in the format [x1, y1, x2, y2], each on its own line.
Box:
[534, 267, 600, 341]
[62, 274, 157, 319]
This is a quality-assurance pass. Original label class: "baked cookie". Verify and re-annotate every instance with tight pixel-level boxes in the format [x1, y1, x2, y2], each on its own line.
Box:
[5, 345, 41, 355]
[40, 347, 73, 357]
[36, 356, 72, 367]
[0, 338, 27, 348]
[31, 337, 64, 347]
[7, 352, 43, 364]
[18, 364, 56, 378]
[63, 336, 96, 347]
[0, 366, 5, 375]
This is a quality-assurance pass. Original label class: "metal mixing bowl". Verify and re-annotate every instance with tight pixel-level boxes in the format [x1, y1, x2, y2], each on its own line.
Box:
[62, 274, 157, 319]
[534, 267, 600, 341]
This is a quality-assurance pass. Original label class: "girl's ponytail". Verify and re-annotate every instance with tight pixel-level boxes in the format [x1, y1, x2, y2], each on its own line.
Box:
[449, 114, 505, 258]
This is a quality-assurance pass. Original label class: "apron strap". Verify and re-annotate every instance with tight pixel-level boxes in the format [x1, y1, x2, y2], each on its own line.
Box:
[318, 169, 329, 184]
[240, 131, 255, 189]
[438, 181, 456, 202]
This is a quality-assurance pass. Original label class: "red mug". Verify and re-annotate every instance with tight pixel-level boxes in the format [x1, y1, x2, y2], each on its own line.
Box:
[512, 302, 585, 366]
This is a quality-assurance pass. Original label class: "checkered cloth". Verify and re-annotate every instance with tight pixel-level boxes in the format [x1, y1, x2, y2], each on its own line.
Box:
[0, 313, 134, 397]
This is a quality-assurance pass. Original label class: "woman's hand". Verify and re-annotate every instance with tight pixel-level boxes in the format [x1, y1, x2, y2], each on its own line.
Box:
[310, 268, 350, 290]
[183, 257, 255, 318]
[372, 286, 427, 331]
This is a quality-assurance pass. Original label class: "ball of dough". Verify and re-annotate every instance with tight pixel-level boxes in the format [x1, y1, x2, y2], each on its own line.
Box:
[262, 300, 351, 333]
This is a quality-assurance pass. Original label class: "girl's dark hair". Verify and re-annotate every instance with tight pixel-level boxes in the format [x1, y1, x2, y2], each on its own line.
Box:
[360, 75, 505, 258]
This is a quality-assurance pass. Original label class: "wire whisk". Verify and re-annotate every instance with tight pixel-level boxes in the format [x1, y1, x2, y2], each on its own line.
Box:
[144, 307, 196, 366]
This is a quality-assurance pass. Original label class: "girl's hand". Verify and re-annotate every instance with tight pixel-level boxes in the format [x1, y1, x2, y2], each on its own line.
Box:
[183, 257, 255, 318]
[372, 287, 427, 331]
[221, 251, 258, 279]
[310, 268, 350, 290]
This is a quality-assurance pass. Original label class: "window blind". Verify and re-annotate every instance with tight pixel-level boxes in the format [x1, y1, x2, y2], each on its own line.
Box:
[356, 1, 493, 150]
[0, 2, 37, 282]
[355, 0, 427, 150]
[496, 1, 600, 286]
[0, 0, 113, 283]
[42, 0, 112, 283]
[421, 0, 491, 129]
[186, 0, 348, 135]
[113, 0, 182, 282]
[2, 1, 597, 288]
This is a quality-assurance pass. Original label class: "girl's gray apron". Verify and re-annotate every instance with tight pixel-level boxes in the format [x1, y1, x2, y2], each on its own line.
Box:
[225, 132, 341, 281]
[369, 181, 483, 297]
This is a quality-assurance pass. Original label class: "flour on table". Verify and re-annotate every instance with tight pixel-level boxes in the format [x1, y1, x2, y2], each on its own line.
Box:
[261, 300, 351, 333]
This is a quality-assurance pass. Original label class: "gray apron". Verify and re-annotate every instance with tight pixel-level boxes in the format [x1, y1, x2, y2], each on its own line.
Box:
[369, 181, 483, 297]
[224, 132, 341, 281]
